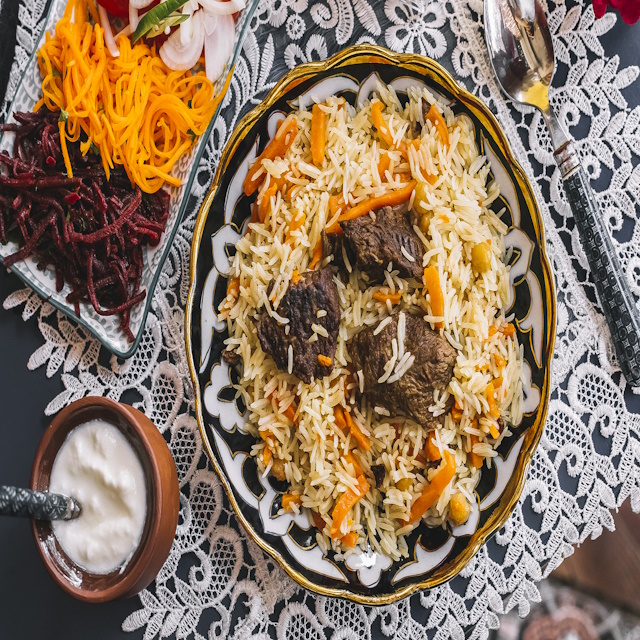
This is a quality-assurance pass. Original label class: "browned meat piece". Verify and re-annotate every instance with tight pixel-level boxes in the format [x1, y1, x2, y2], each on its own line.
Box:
[255, 268, 340, 383]
[222, 349, 241, 367]
[341, 204, 423, 282]
[422, 99, 431, 123]
[349, 314, 456, 429]
[321, 230, 346, 268]
[371, 464, 386, 488]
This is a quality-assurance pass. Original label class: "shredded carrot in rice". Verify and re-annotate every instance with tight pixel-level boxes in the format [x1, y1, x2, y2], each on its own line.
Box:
[371, 101, 408, 157]
[344, 452, 364, 478]
[281, 493, 301, 511]
[485, 382, 500, 419]
[309, 240, 322, 269]
[259, 184, 277, 223]
[424, 104, 449, 148]
[37, 0, 220, 193]
[318, 354, 332, 367]
[311, 103, 327, 166]
[344, 409, 371, 451]
[423, 265, 445, 329]
[407, 451, 455, 523]
[341, 532, 359, 548]
[377, 152, 391, 181]
[244, 116, 299, 196]
[469, 434, 483, 468]
[330, 474, 369, 539]
[285, 210, 305, 244]
[425, 433, 441, 462]
[334, 406, 348, 430]
[372, 291, 402, 305]
[338, 181, 416, 222]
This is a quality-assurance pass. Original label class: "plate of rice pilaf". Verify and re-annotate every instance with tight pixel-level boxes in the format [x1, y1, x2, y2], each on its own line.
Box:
[186, 45, 556, 603]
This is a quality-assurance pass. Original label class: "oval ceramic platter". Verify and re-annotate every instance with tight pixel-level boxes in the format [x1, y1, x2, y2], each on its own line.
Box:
[0, 0, 260, 359]
[185, 45, 556, 604]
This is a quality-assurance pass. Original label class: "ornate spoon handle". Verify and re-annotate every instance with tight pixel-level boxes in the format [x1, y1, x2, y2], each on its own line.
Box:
[0, 485, 81, 520]
[555, 140, 640, 387]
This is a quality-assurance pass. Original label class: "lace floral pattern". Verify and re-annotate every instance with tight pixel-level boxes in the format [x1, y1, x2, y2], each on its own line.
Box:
[3, 0, 640, 638]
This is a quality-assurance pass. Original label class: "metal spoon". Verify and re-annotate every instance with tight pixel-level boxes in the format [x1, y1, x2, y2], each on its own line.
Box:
[0, 485, 81, 520]
[484, 0, 640, 386]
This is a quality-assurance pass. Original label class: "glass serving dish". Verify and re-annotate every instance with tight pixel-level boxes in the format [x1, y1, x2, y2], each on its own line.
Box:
[0, 0, 260, 358]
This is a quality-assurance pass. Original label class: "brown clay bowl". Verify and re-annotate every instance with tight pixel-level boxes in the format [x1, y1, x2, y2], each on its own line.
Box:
[30, 397, 180, 603]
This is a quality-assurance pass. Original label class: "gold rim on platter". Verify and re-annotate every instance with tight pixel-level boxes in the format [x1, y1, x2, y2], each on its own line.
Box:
[185, 43, 557, 605]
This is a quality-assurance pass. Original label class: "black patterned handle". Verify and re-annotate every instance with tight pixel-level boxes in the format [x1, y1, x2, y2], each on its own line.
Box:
[563, 165, 640, 386]
[0, 485, 81, 520]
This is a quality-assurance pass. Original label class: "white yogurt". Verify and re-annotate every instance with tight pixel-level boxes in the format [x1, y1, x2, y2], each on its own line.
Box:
[49, 419, 147, 574]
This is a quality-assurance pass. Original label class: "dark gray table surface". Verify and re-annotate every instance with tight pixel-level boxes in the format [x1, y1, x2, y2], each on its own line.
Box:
[1, 3, 640, 640]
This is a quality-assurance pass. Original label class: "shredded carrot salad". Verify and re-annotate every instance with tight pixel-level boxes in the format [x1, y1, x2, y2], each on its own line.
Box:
[35, 0, 220, 193]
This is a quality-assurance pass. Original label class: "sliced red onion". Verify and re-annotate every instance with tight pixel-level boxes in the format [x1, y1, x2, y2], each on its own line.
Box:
[230, 0, 246, 10]
[129, 5, 139, 32]
[202, 11, 218, 35]
[180, 4, 195, 47]
[159, 11, 205, 71]
[129, 0, 155, 9]
[98, 5, 120, 58]
[199, 0, 238, 15]
[204, 12, 235, 82]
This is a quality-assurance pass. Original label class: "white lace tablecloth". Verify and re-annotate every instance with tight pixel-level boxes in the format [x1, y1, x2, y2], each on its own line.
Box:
[3, 0, 640, 638]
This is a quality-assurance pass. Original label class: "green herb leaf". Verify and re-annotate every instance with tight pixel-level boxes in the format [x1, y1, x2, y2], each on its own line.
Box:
[59, 109, 69, 123]
[187, 129, 196, 142]
[52, 69, 60, 78]
[132, 0, 190, 43]
[90, 141, 99, 155]
[147, 13, 190, 38]
[66, 209, 71, 222]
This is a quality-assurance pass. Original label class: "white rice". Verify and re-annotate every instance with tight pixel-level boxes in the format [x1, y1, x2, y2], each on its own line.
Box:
[218, 85, 523, 560]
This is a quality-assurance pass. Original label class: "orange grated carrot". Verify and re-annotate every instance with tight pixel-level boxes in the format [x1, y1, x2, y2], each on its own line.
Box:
[262, 447, 272, 466]
[469, 434, 483, 468]
[282, 493, 302, 511]
[341, 532, 359, 548]
[425, 433, 441, 462]
[344, 409, 370, 451]
[291, 270, 301, 285]
[371, 101, 407, 156]
[227, 277, 240, 300]
[311, 103, 326, 166]
[330, 474, 369, 539]
[377, 153, 391, 181]
[244, 116, 298, 195]
[502, 323, 516, 337]
[285, 210, 305, 244]
[309, 241, 322, 270]
[485, 382, 500, 419]
[423, 265, 444, 329]
[344, 452, 364, 478]
[259, 183, 277, 223]
[338, 181, 416, 223]
[328, 193, 346, 216]
[37, 0, 220, 193]
[424, 104, 449, 147]
[372, 291, 402, 305]
[407, 451, 455, 523]
[334, 405, 347, 430]
[318, 354, 332, 367]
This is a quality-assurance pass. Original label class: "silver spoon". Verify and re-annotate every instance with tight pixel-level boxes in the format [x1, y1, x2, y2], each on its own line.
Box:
[484, 0, 640, 386]
[0, 485, 81, 520]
